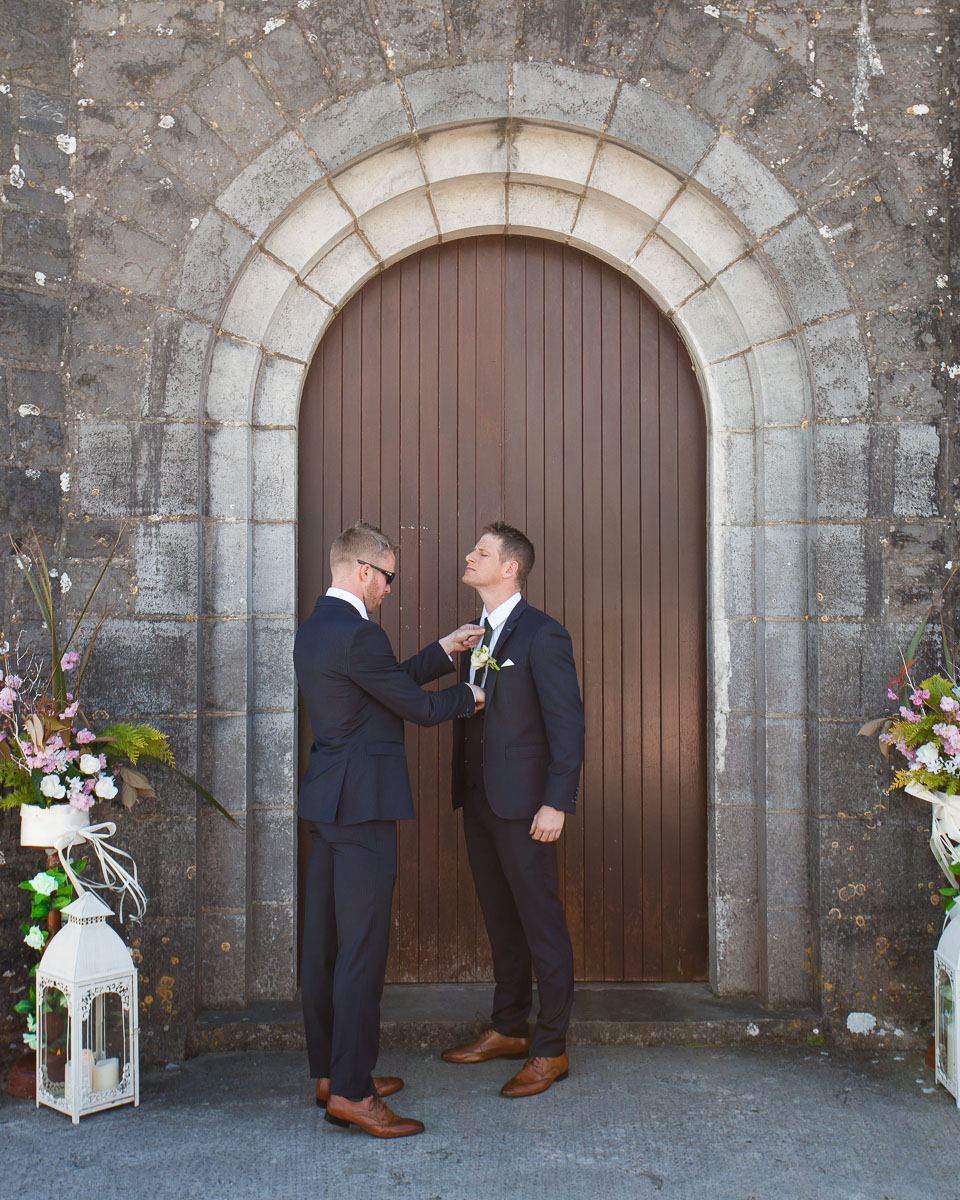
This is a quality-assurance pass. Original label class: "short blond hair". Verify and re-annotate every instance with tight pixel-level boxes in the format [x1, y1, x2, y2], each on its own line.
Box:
[329, 522, 398, 575]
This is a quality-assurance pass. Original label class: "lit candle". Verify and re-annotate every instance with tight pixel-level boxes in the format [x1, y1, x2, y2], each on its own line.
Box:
[92, 1057, 120, 1092]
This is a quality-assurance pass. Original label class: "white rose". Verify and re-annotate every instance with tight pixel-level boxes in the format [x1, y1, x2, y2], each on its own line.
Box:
[93, 774, 118, 800]
[79, 753, 101, 775]
[39, 774, 66, 800]
[28, 871, 59, 896]
[24, 925, 46, 950]
[916, 741, 942, 770]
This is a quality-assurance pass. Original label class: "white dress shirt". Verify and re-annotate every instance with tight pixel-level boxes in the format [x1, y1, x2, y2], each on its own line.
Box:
[470, 591, 523, 685]
[326, 586, 368, 620]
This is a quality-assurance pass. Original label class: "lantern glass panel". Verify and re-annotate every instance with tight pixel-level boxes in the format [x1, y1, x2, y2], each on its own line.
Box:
[82, 990, 127, 1094]
[938, 965, 955, 1082]
[38, 985, 69, 1097]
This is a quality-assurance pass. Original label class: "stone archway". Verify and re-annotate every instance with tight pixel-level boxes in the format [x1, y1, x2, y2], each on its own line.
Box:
[160, 62, 868, 1010]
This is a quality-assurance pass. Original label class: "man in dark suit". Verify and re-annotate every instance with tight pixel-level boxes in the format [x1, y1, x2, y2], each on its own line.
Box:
[442, 522, 585, 1097]
[294, 521, 484, 1138]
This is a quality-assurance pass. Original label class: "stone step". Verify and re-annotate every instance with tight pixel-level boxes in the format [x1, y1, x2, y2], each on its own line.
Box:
[195, 983, 821, 1055]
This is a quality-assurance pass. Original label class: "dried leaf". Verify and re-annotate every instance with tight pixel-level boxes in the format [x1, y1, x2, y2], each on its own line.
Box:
[25, 714, 45, 748]
[119, 781, 139, 811]
[858, 717, 888, 737]
[118, 766, 152, 791]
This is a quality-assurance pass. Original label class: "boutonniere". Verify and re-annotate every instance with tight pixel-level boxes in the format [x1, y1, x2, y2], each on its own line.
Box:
[470, 644, 500, 673]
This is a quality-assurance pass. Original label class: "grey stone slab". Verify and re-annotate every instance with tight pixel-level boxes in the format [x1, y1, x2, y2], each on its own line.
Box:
[716, 430, 757, 524]
[251, 523, 296, 615]
[1, 211, 68, 276]
[299, 81, 411, 172]
[714, 893, 761, 993]
[715, 711, 759, 808]
[81, 617, 198, 715]
[11, 367, 63, 414]
[447, 0, 520, 59]
[176, 210, 254, 323]
[372, 0, 448, 74]
[15, 133, 68, 191]
[217, 132, 325, 239]
[815, 524, 867, 618]
[248, 22, 332, 119]
[18, 88, 67, 133]
[763, 620, 808, 716]
[252, 428, 296, 523]
[198, 911, 246, 1008]
[151, 104, 245, 202]
[763, 524, 808, 619]
[249, 902, 297, 1000]
[764, 718, 809, 813]
[135, 422, 201, 519]
[714, 805, 760, 896]
[249, 809, 297, 905]
[189, 56, 287, 157]
[252, 617, 297, 710]
[0, 465, 61, 534]
[695, 29, 780, 125]
[877, 368, 945, 423]
[763, 908, 816, 1007]
[251, 711, 297, 810]
[197, 716, 249, 816]
[703, 354, 756, 430]
[893, 423, 941, 518]
[608, 81, 714, 174]
[694, 136, 798, 238]
[403, 61, 508, 130]
[135, 521, 201, 615]
[201, 617, 249, 712]
[78, 213, 176, 298]
[101, 156, 203, 247]
[814, 423, 870, 520]
[297, 0, 388, 93]
[206, 425, 250, 520]
[577, 1, 655, 74]
[511, 61, 617, 132]
[203, 520, 249, 616]
[0, 286, 63, 362]
[3, 0, 70, 91]
[763, 217, 851, 323]
[206, 337, 261, 424]
[762, 427, 809, 522]
[715, 524, 756, 618]
[77, 421, 134, 516]
[69, 349, 145, 419]
[143, 318, 211, 420]
[714, 618, 757, 712]
[11, 410, 63, 469]
[803, 314, 870, 421]
[254, 355, 303, 427]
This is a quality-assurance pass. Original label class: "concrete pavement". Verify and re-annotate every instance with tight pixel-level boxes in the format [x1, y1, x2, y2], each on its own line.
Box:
[0, 1044, 955, 1200]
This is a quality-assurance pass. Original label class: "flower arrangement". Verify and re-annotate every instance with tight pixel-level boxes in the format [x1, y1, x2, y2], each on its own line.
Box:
[15, 863, 84, 1051]
[470, 644, 500, 673]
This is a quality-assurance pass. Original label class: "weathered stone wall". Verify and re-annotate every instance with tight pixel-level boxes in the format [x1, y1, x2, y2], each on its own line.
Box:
[0, 0, 956, 1063]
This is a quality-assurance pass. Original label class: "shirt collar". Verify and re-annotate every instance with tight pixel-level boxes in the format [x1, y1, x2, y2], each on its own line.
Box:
[480, 591, 523, 631]
[326, 586, 368, 620]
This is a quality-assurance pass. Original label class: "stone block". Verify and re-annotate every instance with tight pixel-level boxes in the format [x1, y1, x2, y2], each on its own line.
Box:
[590, 142, 682, 222]
[332, 141, 425, 221]
[15, 133, 67, 192]
[304, 232, 379, 309]
[206, 337, 261, 424]
[571, 193, 650, 267]
[218, 132, 325, 239]
[712, 617, 757, 713]
[249, 903, 297, 1000]
[4, 0, 70, 91]
[404, 62, 509, 130]
[249, 808, 297, 905]
[577, 1, 656, 73]
[763, 620, 807, 716]
[658, 186, 750, 279]
[151, 104, 244, 202]
[198, 911, 246, 1008]
[12, 410, 63, 469]
[198, 716, 249, 816]
[77, 421, 134, 516]
[763, 525, 808, 619]
[359, 190, 438, 266]
[263, 183, 354, 277]
[608, 83, 713, 175]
[764, 719, 809, 813]
[69, 283, 155, 353]
[717, 254, 794, 347]
[206, 425, 250, 520]
[893, 424, 940, 518]
[254, 356, 303, 428]
[252, 524, 296, 616]
[176, 209, 254, 323]
[221, 253, 297, 344]
[762, 427, 808, 522]
[803, 314, 870, 421]
[121, 813, 196, 921]
[713, 893, 759, 994]
[814, 424, 870, 520]
[82, 618, 198, 715]
[251, 710, 298, 809]
[2, 211, 68, 276]
[511, 62, 617, 132]
[135, 521, 200, 615]
[510, 122, 597, 188]
[252, 618, 297, 710]
[507, 181, 579, 238]
[746, 338, 807, 427]
[203, 520, 248, 616]
[715, 805, 760, 896]
[419, 121, 509, 184]
[298, 0, 387, 93]
[102, 155, 203, 246]
[18, 88, 67, 133]
[78, 213, 175, 298]
[816, 621, 895, 721]
[695, 30, 780, 125]
[694, 136, 798, 239]
[714, 524, 756, 619]
[143, 318, 211, 420]
[677, 284, 749, 365]
[447, 0, 518, 59]
[815, 525, 867, 618]
[715, 430, 757, 525]
[630, 235, 703, 313]
[0, 287, 63, 362]
[762, 908, 815, 1008]
[877, 369, 944, 423]
[252, 429, 297, 524]
[136, 422, 201, 519]
[11, 368, 63, 415]
[263, 284, 332, 363]
[0, 465, 60, 534]
[190, 56, 286, 157]
[248, 22, 332, 119]
[430, 176, 506, 238]
[201, 618, 249, 711]
[300, 81, 410, 172]
[763, 217, 850, 323]
[814, 726, 890, 819]
[715, 712, 758, 808]
[69, 349, 144, 419]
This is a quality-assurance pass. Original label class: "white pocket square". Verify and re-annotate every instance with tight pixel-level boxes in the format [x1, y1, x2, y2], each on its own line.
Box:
[501, 659, 515, 668]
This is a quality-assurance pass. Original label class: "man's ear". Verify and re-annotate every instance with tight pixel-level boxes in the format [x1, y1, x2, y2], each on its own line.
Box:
[503, 558, 518, 579]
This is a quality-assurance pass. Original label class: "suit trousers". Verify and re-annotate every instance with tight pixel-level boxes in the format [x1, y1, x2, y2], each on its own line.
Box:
[300, 818, 396, 1100]
[463, 782, 574, 1058]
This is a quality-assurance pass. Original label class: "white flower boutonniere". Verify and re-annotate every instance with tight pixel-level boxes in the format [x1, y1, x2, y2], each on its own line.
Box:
[470, 644, 501, 673]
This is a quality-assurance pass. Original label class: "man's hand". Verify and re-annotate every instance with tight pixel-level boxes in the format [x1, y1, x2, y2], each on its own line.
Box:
[529, 805, 564, 842]
[440, 623, 485, 656]
[468, 683, 485, 712]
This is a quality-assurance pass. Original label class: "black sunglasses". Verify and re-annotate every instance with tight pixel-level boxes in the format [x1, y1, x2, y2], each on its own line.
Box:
[357, 559, 395, 585]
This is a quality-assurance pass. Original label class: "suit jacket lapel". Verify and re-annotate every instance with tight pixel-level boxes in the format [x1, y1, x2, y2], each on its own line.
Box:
[483, 599, 527, 706]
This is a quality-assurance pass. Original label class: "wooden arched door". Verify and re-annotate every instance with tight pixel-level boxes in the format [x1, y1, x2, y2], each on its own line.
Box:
[297, 235, 707, 982]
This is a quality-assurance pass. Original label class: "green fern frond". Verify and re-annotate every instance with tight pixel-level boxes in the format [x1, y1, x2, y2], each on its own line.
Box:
[97, 722, 175, 767]
[1, 780, 37, 810]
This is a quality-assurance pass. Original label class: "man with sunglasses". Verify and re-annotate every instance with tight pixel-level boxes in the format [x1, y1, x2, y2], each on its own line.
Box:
[294, 521, 485, 1138]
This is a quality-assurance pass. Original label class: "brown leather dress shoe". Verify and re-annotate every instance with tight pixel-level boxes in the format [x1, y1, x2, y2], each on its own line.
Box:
[324, 1093, 424, 1138]
[441, 1028, 530, 1064]
[500, 1053, 569, 1098]
[315, 1075, 403, 1108]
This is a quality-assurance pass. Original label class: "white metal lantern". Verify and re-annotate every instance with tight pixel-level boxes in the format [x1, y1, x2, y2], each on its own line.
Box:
[935, 914, 960, 1105]
[35, 891, 139, 1123]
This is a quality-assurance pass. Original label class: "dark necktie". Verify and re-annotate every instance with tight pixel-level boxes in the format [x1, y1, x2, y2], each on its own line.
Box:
[478, 618, 494, 686]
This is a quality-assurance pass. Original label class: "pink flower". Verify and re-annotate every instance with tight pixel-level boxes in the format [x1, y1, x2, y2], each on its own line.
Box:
[879, 732, 894, 745]
[911, 688, 931, 707]
[75, 729, 96, 744]
[887, 688, 898, 701]
[942, 696, 960, 715]
[935, 723, 960, 757]
[60, 652, 79, 672]
[58, 701, 79, 720]
[45, 733, 64, 751]
[98, 753, 107, 769]
[0, 687, 15, 713]
[68, 791, 94, 813]
[900, 705, 923, 724]
[64, 748, 79, 762]
[6, 675, 21, 689]
[82, 779, 95, 794]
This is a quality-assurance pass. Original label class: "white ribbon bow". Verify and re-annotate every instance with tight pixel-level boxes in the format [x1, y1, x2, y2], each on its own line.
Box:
[53, 821, 148, 923]
[906, 781, 960, 922]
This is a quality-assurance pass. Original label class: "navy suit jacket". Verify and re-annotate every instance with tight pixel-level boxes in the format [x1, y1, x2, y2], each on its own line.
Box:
[295, 595, 476, 825]
[452, 599, 585, 819]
